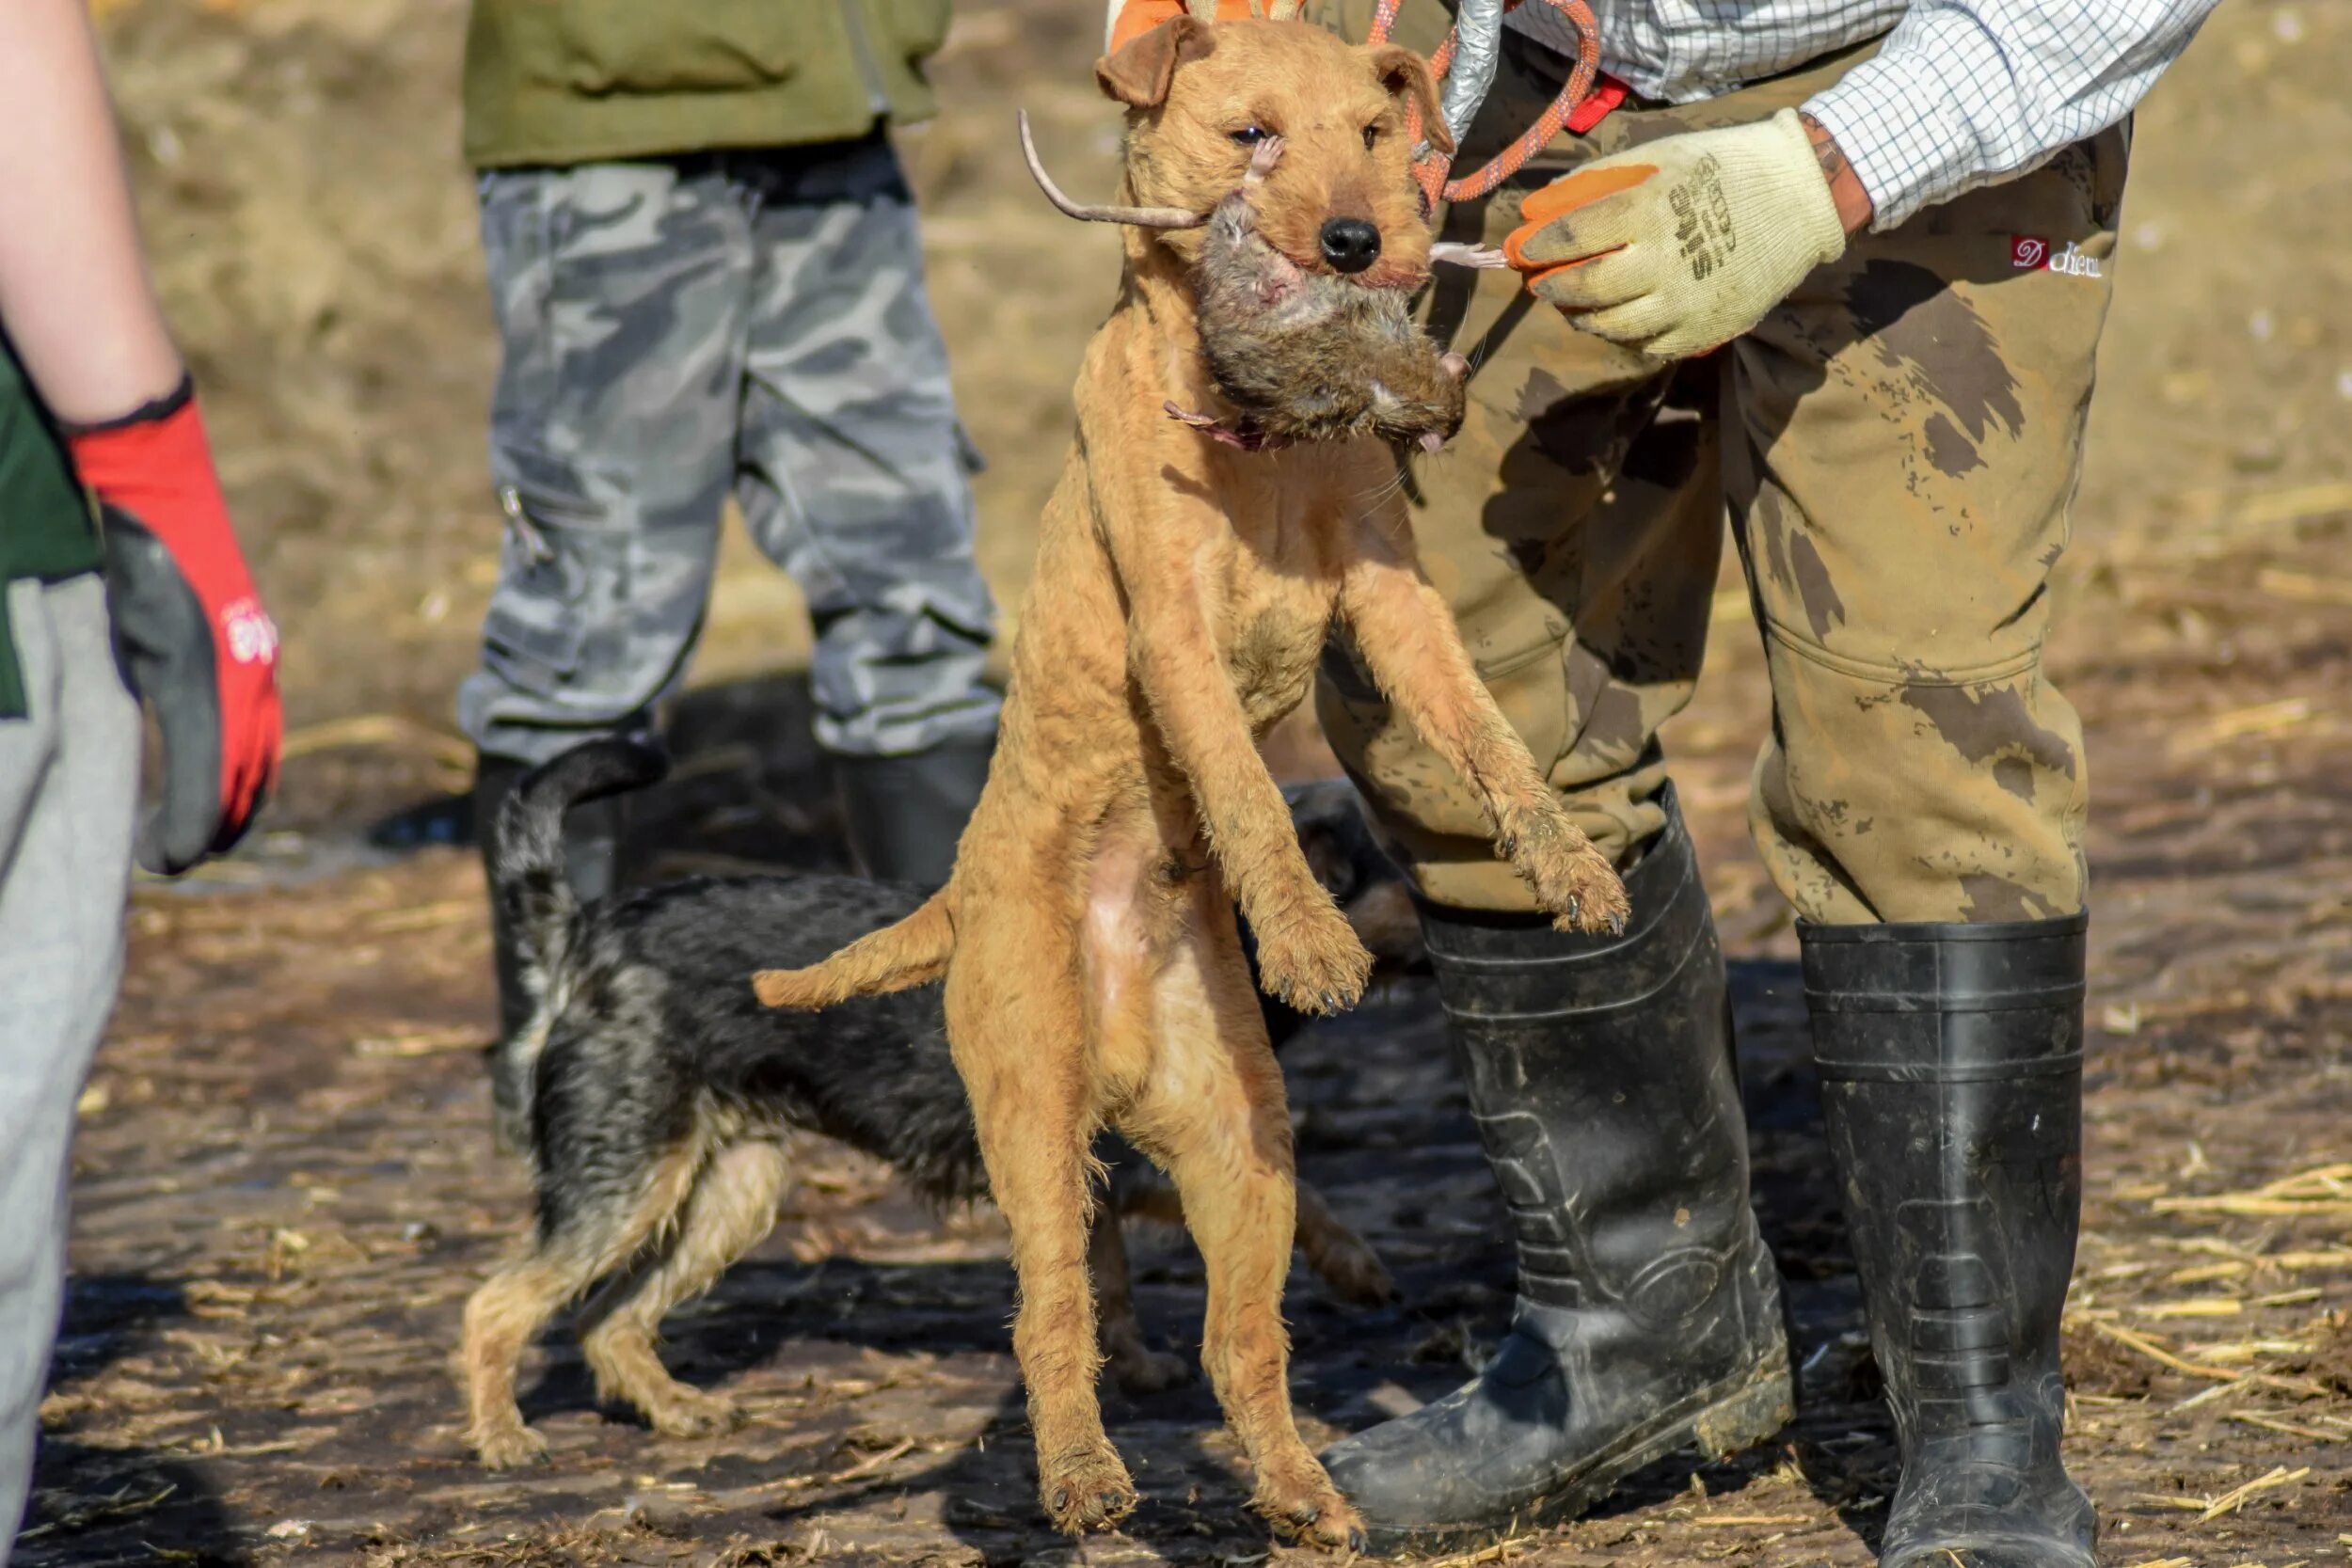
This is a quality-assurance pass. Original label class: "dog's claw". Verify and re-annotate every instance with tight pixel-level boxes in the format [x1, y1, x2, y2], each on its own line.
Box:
[1608, 911, 1628, 937]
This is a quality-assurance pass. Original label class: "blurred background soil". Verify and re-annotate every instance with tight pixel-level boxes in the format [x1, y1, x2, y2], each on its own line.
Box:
[24, 0, 2352, 1562]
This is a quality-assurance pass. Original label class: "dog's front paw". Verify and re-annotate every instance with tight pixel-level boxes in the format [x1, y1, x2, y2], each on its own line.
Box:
[1251, 897, 1374, 1016]
[1503, 805, 1630, 936]
[646, 1386, 739, 1439]
[1040, 1442, 1138, 1534]
[471, 1420, 550, 1471]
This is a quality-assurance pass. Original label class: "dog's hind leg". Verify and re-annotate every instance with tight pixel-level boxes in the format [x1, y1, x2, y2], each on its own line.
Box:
[461, 1146, 705, 1468]
[1089, 1183, 1193, 1394]
[579, 1137, 788, 1438]
[952, 928, 1136, 1534]
[1293, 1179, 1393, 1307]
[1124, 891, 1363, 1550]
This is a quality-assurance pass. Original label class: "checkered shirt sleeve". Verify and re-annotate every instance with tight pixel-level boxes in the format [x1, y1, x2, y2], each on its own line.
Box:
[1802, 0, 2223, 229]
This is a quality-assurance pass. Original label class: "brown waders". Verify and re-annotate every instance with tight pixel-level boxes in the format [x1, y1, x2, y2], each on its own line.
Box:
[1313, 11, 2120, 1563]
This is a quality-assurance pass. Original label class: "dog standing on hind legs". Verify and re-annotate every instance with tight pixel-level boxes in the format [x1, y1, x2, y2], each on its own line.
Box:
[753, 9, 1629, 1545]
[454, 740, 1403, 1472]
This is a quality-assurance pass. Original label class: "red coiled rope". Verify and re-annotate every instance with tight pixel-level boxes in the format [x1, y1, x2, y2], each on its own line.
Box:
[1371, 0, 1606, 210]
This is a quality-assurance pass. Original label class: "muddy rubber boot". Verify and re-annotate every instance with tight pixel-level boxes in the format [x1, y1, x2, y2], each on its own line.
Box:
[1804, 914, 2096, 1568]
[832, 736, 993, 889]
[474, 751, 628, 1148]
[1321, 788, 1793, 1552]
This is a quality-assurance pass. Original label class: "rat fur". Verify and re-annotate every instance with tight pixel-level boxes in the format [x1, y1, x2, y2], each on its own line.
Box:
[1186, 179, 1468, 451]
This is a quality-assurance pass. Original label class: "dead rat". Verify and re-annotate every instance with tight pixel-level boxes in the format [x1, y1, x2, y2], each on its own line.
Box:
[1019, 112, 1501, 454]
[1179, 146, 1473, 452]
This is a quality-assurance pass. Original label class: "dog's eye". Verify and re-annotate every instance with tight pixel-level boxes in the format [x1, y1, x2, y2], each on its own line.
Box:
[1362, 123, 1380, 150]
[1230, 125, 1267, 147]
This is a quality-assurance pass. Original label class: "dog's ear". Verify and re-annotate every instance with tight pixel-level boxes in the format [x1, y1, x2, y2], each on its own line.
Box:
[1371, 44, 1452, 155]
[1096, 16, 1216, 108]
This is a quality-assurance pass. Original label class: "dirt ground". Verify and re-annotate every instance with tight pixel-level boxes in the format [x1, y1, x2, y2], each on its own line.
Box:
[25, 0, 2352, 1562]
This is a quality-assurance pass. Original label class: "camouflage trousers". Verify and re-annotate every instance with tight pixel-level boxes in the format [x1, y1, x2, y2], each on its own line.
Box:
[1315, 23, 2124, 924]
[459, 135, 1001, 766]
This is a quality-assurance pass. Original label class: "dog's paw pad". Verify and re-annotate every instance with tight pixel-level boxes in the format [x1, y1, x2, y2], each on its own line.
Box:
[473, 1425, 550, 1470]
[1256, 1469, 1365, 1551]
[1254, 906, 1374, 1016]
[1546, 853, 1630, 935]
[1042, 1448, 1137, 1534]
[648, 1389, 739, 1438]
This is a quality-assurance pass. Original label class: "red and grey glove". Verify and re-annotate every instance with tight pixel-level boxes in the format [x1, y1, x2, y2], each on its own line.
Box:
[67, 377, 282, 875]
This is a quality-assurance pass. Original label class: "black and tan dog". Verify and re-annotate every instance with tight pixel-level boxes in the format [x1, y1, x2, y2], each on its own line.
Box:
[459, 737, 1410, 1469]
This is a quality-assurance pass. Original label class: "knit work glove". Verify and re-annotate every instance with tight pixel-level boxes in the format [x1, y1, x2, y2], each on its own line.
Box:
[68, 377, 282, 875]
[1503, 108, 1847, 360]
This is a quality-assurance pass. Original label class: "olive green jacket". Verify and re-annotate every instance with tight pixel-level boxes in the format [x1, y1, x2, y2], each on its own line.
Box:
[462, 0, 954, 169]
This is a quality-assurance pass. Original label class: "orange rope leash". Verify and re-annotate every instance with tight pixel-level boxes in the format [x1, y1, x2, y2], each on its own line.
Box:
[1372, 0, 1602, 210]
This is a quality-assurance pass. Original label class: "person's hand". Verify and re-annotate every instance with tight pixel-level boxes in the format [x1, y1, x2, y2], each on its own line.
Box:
[68, 378, 282, 875]
[1502, 107, 1850, 359]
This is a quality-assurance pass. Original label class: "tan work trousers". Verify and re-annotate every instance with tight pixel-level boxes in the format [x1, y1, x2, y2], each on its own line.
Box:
[1315, 9, 2127, 922]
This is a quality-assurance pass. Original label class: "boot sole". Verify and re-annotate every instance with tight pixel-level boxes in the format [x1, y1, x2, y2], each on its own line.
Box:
[1353, 1338, 1796, 1558]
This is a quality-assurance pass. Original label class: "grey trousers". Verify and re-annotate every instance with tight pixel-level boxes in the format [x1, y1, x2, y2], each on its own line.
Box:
[0, 575, 139, 1561]
[457, 135, 1003, 767]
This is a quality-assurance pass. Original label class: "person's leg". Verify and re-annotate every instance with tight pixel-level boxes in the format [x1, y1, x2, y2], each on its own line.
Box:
[1733, 122, 2127, 1568]
[733, 136, 1000, 888]
[459, 158, 750, 1039]
[0, 575, 140, 1557]
[1312, 55, 1794, 1546]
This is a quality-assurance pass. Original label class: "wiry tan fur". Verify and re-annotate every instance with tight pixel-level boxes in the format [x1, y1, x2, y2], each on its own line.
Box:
[754, 17, 1625, 1547]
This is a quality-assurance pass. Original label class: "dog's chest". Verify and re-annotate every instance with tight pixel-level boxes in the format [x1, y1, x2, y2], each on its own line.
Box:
[1218, 588, 1330, 726]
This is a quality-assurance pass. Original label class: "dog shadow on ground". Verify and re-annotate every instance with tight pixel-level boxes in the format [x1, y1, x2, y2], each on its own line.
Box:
[26, 1275, 246, 1566]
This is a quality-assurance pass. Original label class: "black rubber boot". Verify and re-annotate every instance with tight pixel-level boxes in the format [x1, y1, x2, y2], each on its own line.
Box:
[474, 751, 628, 1146]
[832, 736, 993, 889]
[1804, 914, 2096, 1568]
[1321, 789, 1793, 1551]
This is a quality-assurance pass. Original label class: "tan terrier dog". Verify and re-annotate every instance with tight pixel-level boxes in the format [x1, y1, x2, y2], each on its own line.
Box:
[754, 11, 1628, 1547]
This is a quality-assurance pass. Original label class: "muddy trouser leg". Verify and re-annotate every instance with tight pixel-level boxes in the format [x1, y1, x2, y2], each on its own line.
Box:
[1735, 111, 2124, 1568]
[0, 577, 140, 1560]
[457, 158, 750, 1043]
[1311, 23, 2117, 1544]
[1312, 50, 1806, 1544]
[732, 137, 1001, 886]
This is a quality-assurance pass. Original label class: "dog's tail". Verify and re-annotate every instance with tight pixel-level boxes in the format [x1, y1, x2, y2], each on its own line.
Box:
[752, 887, 957, 1009]
[486, 737, 670, 1147]
[489, 737, 670, 974]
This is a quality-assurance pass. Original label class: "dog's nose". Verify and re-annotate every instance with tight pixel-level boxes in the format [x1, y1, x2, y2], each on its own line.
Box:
[1319, 218, 1382, 275]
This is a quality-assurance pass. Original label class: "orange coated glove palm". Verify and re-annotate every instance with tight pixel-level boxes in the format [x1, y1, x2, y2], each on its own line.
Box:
[1503, 109, 1847, 360]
